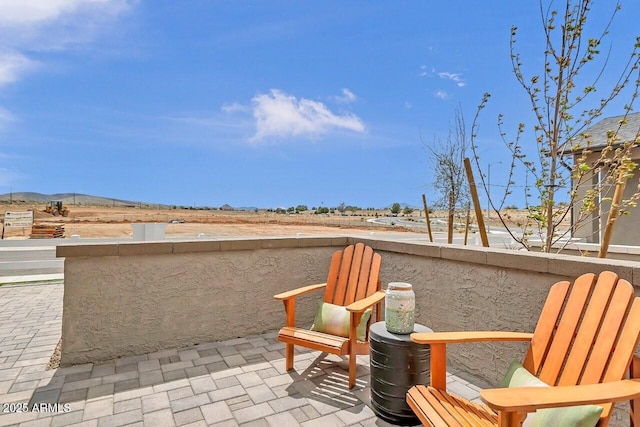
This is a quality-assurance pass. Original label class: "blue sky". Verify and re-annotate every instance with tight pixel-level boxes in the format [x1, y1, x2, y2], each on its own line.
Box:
[0, 1, 639, 209]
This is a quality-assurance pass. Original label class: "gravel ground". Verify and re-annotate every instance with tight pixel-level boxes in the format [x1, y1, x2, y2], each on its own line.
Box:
[47, 339, 61, 370]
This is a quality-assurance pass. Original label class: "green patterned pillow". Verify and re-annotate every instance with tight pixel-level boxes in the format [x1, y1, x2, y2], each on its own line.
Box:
[528, 406, 603, 427]
[310, 302, 372, 341]
[500, 360, 602, 427]
[500, 360, 548, 388]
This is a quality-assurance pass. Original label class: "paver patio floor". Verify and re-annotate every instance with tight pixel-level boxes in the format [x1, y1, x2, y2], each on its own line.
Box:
[0, 283, 482, 427]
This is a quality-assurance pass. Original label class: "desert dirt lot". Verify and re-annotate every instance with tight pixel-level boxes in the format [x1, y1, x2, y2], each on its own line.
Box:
[0, 203, 539, 239]
[1, 204, 424, 239]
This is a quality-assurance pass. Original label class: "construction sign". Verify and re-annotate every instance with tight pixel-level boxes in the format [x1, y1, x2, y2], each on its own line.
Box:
[4, 211, 34, 228]
[2, 211, 35, 239]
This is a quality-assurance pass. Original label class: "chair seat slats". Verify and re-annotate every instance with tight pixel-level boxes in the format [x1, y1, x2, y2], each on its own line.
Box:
[277, 327, 350, 354]
[408, 385, 461, 427]
[408, 385, 497, 427]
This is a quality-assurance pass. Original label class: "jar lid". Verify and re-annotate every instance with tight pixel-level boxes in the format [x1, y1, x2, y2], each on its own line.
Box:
[387, 282, 413, 291]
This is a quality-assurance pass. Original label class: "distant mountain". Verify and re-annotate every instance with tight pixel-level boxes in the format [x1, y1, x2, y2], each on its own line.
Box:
[0, 192, 51, 203]
[0, 192, 159, 207]
[0, 192, 414, 211]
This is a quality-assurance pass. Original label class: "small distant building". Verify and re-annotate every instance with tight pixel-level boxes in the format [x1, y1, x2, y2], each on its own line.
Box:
[219, 204, 234, 211]
[569, 112, 640, 245]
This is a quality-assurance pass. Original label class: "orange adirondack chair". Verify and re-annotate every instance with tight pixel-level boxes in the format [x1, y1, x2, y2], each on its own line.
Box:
[274, 243, 385, 388]
[406, 271, 640, 426]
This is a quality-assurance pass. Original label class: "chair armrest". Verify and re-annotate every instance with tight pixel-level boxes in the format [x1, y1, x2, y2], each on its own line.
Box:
[481, 379, 640, 412]
[273, 283, 327, 301]
[410, 331, 533, 345]
[346, 290, 386, 313]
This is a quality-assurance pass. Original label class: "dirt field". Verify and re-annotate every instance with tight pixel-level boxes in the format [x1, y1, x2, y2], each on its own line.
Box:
[0, 204, 418, 239]
[0, 203, 539, 239]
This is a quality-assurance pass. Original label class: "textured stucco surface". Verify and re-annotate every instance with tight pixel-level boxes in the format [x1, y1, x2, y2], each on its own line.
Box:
[376, 251, 558, 387]
[59, 236, 640, 425]
[61, 246, 340, 366]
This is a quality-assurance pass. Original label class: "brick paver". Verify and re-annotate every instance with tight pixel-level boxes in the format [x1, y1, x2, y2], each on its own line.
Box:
[0, 282, 481, 427]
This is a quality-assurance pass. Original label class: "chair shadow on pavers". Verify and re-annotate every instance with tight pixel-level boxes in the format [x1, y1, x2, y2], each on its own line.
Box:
[25, 330, 373, 424]
[25, 333, 301, 412]
[283, 351, 372, 411]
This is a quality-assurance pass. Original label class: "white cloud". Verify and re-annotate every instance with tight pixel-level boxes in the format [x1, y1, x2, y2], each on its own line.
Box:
[221, 102, 250, 114]
[334, 88, 357, 104]
[0, 0, 132, 87]
[434, 90, 450, 100]
[420, 66, 466, 87]
[0, 52, 38, 88]
[0, 0, 131, 26]
[0, 106, 15, 130]
[438, 71, 466, 87]
[0, 106, 15, 121]
[251, 89, 365, 141]
[0, 0, 86, 26]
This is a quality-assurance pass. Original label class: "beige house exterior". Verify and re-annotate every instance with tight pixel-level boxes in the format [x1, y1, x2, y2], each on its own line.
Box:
[571, 113, 640, 245]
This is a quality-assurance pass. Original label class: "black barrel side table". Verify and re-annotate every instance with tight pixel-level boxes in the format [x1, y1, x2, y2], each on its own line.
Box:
[369, 321, 432, 426]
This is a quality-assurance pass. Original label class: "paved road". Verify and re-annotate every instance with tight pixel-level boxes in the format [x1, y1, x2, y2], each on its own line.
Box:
[0, 246, 63, 284]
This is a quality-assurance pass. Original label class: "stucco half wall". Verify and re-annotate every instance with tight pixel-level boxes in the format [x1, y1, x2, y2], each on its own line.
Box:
[57, 237, 349, 366]
[57, 236, 640, 423]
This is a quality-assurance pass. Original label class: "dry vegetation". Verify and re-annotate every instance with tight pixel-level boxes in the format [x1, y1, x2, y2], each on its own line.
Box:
[0, 202, 411, 239]
[0, 201, 541, 239]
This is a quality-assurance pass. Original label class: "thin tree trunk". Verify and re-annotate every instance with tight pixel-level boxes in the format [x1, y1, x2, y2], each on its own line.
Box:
[598, 169, 628, 258]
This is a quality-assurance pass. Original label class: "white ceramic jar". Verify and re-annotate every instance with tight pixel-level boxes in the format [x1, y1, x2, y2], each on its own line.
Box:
[385, 282, 415, 334]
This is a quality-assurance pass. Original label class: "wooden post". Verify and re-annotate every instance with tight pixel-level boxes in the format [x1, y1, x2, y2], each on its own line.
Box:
[447, 191, 454, 244]
[430, 343, 447, 390]
[598, 169, 628, 258]
[463, 203, 471, 245]
[283, 299, 295, 371]
[421, 194, 433, 242]
[464, 158, 489, 247]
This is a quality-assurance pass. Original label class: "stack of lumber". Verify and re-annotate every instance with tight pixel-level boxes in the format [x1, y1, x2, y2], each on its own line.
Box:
[30, 224, 65, 239]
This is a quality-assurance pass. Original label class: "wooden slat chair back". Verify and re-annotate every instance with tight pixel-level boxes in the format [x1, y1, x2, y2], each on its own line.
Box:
[524, 271, 640, 422]
[323, 243, 382, 307]
[406, 271, 640, 426]
[274, 243, 384, 388]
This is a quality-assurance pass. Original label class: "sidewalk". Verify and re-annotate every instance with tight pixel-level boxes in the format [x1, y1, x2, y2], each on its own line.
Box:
[0, 282, 482, 427]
